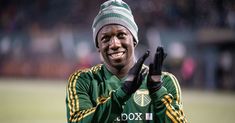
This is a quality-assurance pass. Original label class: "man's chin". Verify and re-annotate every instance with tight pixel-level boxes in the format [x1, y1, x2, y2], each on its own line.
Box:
[110, 62, 126, 69]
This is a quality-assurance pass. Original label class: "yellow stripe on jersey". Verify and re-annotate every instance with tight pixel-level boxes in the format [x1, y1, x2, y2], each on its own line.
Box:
[163, 72, 187, 121]
[162, 95, 187, 123]
[161, 72, 187, 123]
[67, 64, 102, 122]
[170, 74, 182, 104]
[166, 110, 178, 123]
[67, 71, 80, 115]
[162, 96, 181, 123]
[162, 72, 182, 106]
[97, 96, 111, 105]
[72, 107, 96, 122]
[68, 71, 81, 121]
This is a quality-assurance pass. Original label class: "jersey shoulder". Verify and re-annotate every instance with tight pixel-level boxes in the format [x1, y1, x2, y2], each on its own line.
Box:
[162, 72, 182, 102]
[68, 64, 103, 84]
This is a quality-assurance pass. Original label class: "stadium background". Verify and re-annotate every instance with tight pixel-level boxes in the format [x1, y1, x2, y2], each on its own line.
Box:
[0, 0, 235, 123]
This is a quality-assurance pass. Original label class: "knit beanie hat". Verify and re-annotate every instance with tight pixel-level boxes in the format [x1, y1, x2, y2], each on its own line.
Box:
[92, 0, 138, 48]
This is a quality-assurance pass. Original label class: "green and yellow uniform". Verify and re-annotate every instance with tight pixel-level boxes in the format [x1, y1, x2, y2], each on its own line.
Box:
[66, 64, 187, 123]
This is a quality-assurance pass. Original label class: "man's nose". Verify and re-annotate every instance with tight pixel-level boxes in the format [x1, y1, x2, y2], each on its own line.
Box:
[109, 37, 121, 48]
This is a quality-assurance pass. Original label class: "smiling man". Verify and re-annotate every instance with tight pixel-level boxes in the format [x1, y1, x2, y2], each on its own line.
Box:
[66, 0, 187, 123]
[97, 25, 136, 78]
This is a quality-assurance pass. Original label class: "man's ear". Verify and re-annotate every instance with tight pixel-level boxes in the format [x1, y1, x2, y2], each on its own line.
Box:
[133, 41, 137, 47]
[96, 41, 100, 52]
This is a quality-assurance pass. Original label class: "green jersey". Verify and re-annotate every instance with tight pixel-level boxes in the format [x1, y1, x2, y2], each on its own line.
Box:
[66, 64, 187, 123]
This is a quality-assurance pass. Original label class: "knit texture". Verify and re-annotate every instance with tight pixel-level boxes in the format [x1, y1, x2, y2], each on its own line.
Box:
[92, 0, 138, 48]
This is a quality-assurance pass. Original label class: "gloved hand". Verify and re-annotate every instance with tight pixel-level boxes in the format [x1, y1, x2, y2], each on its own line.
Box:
[147, 47, 167, 94]
[121, 50, 150, 95]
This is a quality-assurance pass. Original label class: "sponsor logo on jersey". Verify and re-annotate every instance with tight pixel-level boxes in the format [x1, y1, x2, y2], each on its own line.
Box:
[133, 89, 151, 107]
[115, 113, 153, 121]
[145, 113, 153, 120]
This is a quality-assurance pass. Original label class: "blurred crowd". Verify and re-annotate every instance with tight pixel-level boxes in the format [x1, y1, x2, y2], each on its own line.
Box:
[0, 0, 235, 90]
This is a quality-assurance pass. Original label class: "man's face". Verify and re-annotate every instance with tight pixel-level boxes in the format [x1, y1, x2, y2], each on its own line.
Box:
[97, 24, 135, 70]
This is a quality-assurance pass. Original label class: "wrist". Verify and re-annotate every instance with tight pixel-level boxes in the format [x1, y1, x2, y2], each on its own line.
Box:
[147, 75, 163, 94]
[150, 75, 161, 82]
[147, 82, 163, 94]
[149, 86, 167, 100]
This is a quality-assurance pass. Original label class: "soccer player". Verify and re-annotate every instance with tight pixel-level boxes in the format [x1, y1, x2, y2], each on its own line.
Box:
[66, 0, 187, 122]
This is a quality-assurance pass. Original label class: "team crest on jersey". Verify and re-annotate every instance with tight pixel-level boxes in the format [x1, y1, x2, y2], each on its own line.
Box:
[133, 89, 151, 107]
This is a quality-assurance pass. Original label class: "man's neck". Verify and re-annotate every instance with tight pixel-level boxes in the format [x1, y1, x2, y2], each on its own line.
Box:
[105, 60, 135, 79]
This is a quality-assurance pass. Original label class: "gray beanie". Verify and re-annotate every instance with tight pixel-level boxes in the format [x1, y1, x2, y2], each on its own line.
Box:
[92, 0, 138, 48]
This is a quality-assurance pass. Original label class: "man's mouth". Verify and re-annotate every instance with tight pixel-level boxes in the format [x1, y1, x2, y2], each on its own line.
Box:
[109, 51, 125, 59]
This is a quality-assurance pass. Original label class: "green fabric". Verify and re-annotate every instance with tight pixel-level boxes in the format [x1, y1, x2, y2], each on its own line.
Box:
[66, 64, 187, 123]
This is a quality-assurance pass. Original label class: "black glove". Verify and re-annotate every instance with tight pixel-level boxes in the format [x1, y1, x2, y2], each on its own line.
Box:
[121, 50, 150, 95]
[147, 47, 167, 94]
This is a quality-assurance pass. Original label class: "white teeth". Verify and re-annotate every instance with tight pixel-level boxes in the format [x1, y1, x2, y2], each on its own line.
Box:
[111, 52, 124, 58]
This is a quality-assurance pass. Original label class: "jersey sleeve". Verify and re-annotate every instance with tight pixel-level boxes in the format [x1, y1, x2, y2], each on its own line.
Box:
[149, 72, 188, 123]
[66, 70, 130, 123]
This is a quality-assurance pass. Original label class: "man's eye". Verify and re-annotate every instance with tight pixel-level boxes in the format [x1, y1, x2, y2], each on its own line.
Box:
[117, 33, 126, 39]
[101, 36, 110, 42]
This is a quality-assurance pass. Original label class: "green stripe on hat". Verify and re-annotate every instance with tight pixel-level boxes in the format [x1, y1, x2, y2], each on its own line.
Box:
[93, 13, 137, 31]
[100, 0, 131, 11]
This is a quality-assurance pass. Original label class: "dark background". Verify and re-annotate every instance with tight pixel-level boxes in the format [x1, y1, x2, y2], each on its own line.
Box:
[0, 0, 235, 90]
